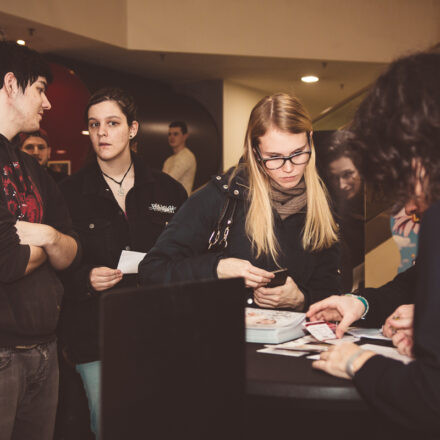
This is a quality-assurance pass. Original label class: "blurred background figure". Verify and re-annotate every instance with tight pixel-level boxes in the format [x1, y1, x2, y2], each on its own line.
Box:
[163, 121, 196, 195]
[322, 131, 365, 292]
[20, 129, 67, 182]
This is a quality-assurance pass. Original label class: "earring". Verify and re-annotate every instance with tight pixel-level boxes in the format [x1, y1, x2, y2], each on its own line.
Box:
[129, 134, 133, 139]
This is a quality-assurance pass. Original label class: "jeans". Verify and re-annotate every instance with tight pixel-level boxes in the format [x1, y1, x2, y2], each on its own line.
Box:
[76, 360, 101, 438]
[0, 341, 58, 440]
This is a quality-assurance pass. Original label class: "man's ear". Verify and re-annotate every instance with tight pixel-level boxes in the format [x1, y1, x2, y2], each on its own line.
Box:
[2, 72, 19, 98]
[183, 133, 189, 143]
[47, 147, 51, 160]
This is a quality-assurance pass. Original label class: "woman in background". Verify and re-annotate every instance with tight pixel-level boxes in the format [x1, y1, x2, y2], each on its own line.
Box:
[139, 93, 341, 310]
[59, 88, 187, 437]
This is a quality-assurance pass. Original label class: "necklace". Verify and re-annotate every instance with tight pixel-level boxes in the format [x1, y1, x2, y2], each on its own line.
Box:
[101, 161, 133, 196]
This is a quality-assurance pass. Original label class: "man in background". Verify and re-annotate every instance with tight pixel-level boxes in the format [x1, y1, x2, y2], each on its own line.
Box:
[0, 40, 79, 440]
[21, 129, 67, 182]
[163, 121, 196, 195]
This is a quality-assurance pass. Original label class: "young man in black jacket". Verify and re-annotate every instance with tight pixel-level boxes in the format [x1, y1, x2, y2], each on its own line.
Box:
[0, 41, 79, 440]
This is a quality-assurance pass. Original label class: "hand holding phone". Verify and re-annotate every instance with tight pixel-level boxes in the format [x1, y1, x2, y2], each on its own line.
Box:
[266, 268, 288, 288]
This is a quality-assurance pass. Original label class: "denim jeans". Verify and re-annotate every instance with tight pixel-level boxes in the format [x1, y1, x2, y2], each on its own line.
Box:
[76, 360, 101, 439]
[0, 341, 58, 440]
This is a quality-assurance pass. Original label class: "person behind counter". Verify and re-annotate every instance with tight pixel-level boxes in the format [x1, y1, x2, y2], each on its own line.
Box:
[139, 93, 341, 310]
[307, 51, 440, 435]
[59, 88, 187, 437]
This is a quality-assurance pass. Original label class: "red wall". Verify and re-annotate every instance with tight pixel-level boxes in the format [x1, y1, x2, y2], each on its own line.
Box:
[41, 63, 91, 174]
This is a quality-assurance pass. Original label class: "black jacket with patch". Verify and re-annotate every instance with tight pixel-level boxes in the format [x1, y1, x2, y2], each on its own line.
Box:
[59, 153, 187, 363]
[139, 169, 341, 308]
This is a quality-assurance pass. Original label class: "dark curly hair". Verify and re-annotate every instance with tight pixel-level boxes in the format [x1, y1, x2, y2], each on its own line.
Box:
[347, 50, 440, 209]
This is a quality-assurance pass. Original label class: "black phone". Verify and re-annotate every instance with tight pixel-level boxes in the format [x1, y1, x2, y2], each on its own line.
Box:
[267, 268, 288, 288]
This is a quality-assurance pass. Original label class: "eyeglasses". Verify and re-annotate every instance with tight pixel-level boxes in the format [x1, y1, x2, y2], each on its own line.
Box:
[255, 147, 311, 170]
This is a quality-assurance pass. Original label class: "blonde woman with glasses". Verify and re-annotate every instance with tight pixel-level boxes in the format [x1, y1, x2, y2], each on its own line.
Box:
[139, 93, 341, 310]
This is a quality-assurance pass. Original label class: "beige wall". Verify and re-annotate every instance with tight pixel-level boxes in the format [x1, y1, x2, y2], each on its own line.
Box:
[0, 0, 127, 47]
[222, 81, 265, 171]
[365, 237, 400, 288]
[126, 0, 439, 62]
[1, 1, 438, 63]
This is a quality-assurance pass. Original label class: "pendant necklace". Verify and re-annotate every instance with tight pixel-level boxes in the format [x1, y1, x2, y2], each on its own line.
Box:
[102, 161, 133, 196]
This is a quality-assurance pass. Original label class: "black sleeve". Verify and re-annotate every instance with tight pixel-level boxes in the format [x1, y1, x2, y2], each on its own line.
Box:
[359, 266, 416, 327]
[353, 202, 440, 433]
[301, 242, 342, 309]
[139, 184, 224, 285]
[0, 204, 30, 283]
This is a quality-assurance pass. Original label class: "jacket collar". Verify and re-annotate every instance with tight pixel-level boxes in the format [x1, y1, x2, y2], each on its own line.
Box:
[81, 152, 155, 196]
[211, 165, 249, 200]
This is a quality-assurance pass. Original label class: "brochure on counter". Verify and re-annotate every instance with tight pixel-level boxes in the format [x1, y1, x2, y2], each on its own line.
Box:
[245, 308, 306, 344]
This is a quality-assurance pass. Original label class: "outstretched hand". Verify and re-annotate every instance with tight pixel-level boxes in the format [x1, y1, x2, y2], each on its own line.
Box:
[306, 295, 366, 338]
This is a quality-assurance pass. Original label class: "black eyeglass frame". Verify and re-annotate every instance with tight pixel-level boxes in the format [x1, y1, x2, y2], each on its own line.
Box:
[254, 133, 312, 170]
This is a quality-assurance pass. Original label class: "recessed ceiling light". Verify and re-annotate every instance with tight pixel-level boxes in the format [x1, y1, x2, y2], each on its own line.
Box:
[81, 130, 89, 135]
[301, 75, 319, 83]
[16, 40, 26, 46]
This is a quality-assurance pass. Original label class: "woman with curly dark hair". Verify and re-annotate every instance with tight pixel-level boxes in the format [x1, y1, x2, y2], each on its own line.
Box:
[307, 50, 440, 436]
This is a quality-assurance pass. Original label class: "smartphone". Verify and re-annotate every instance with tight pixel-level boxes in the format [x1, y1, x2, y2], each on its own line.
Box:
[267, 268, 288, 288]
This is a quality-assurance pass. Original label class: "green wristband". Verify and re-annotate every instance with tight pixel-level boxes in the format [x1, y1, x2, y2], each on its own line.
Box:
[345, 293, 369, 319]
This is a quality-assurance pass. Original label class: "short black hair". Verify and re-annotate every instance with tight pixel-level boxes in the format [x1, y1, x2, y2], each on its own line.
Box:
[0, 41, 52, 92]
[347, 50, 440, 208]
[20, 129, 50, 147]
[169, 121, 188, 135]
[85, 87, 137, 126]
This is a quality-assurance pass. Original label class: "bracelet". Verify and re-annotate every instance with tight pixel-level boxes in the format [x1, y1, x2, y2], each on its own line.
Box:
[345, 348, 365, 378]
[344, 293, 369, 319]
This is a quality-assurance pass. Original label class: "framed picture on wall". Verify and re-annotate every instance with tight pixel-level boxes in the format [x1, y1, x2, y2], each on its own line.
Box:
[48, 160, 71, 176]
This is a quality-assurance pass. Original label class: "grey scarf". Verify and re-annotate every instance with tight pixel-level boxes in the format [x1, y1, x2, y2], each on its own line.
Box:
[270, 179, 307, 220]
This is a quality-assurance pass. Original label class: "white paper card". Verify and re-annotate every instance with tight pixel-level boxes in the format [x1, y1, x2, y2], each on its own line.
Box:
[117, 250, 147, 274]
[348, 327, 391, 341]
[360, 343, 413, 364]
[304, 322, 336, 341]
[258, 347, 308, 357]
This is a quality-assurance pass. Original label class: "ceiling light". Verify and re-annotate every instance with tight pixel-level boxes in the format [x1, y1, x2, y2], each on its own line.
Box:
[301, 75, 319, 83]
[16, 40, 26, 46]
[81, 130, 89, 135]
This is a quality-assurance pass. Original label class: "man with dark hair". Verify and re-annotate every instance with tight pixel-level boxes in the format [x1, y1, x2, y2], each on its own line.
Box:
[163, 120, 196, 194]
[0, 41, 79, 440]
[20, 129, 67, 182]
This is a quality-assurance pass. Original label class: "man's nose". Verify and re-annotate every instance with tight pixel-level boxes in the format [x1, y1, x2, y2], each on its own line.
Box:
[42, 93, 51, 111]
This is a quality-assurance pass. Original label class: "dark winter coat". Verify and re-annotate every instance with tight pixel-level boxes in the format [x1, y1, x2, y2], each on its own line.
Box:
[139, 170, 341, 308]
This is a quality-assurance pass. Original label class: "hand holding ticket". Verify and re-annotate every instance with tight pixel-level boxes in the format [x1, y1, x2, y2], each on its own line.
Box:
[303, 320, 337, 341]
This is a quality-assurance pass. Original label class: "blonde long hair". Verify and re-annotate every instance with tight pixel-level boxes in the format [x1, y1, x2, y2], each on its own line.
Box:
[235, 93, 338, 264]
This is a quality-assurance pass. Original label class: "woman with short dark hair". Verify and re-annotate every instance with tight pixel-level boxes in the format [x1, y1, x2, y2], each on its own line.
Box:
[59, 88, 187, 437]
